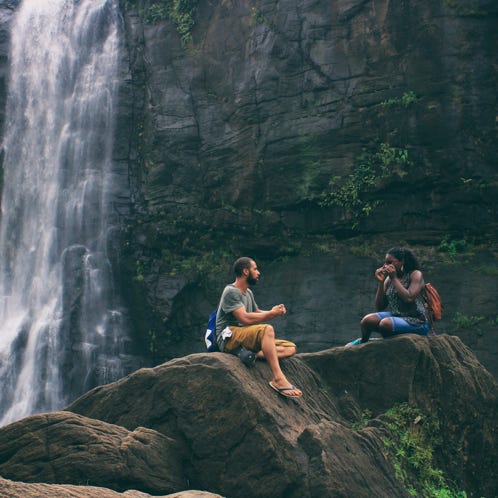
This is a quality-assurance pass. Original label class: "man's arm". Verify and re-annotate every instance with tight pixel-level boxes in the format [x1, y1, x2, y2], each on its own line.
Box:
[233, 304, 286, 325]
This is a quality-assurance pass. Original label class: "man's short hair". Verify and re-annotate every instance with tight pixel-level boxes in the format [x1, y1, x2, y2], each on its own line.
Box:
[233, 257, 254, 277]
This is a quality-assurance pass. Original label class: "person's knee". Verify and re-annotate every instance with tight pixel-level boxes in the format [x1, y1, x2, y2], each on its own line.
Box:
[263, 325, 275, 339]
[378, 317, 393, 332]
[285, 346, 296, 357]
[360, 313, 378, 327]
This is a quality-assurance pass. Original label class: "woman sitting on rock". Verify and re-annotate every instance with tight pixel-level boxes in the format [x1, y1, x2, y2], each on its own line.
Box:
[347, 246, 430, 346]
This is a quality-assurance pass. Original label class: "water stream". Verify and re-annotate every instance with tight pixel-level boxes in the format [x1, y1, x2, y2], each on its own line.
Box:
[0, 0, 130, 425]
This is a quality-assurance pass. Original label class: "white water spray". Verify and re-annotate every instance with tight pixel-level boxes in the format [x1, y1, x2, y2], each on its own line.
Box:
[0, 0, 129, 425]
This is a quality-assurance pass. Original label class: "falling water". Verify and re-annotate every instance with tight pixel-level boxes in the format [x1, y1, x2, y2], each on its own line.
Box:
[0, 0, 129, 425]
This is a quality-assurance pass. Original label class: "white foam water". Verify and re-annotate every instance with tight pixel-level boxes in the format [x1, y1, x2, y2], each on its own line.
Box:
[0, 0, 129, 425]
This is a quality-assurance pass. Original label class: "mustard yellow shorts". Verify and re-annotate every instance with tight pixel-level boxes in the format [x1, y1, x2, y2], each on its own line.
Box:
[224, 324, 296, 353]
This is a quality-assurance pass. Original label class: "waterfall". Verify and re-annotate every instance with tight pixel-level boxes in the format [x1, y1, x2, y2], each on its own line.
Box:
[0, 0, 130, 425]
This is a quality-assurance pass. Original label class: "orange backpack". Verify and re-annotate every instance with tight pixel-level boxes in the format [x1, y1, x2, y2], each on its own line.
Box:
[423, 283, 443, 322]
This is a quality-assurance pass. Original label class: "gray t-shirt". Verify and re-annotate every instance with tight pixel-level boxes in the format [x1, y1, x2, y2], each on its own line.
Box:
[215, 284, 258, 350]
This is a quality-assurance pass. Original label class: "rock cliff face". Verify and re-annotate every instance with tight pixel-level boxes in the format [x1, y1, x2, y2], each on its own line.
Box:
[0, 6, 487, 498]
[0, 335, 497, 497]
[121, 0, 497, 236]
[0, 0, 496, 400]
[111, 0, 498, 370]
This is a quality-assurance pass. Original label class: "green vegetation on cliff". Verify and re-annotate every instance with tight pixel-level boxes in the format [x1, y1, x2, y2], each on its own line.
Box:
[320, 143, 410, 227]
[381, 91, 419, 108]
[354, 403, 468, 498]
[382, 403, 467, 498]
[125, 0, 197, 45]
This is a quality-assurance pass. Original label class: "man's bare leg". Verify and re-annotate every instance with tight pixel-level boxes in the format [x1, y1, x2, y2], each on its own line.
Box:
[256, 345, 296, 360]
[261, 326, 301, 397]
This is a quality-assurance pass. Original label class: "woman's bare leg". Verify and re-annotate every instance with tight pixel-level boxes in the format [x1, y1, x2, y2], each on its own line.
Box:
[360, 313, 381, 342]
[378, 317, 395, 337]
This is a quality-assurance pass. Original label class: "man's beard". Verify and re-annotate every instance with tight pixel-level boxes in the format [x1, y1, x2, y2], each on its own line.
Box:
[247, 276, 258, 286]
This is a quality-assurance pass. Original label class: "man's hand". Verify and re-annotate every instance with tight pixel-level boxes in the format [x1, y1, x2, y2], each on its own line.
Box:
[272, 304, 286, 316]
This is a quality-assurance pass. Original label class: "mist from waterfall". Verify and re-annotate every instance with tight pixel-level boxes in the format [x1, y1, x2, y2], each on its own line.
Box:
[0, 0, 130, 425]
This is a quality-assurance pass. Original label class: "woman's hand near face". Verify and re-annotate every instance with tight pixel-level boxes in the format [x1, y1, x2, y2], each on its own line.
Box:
[375, 266, 387, 282]
[383, 263, 397, 279]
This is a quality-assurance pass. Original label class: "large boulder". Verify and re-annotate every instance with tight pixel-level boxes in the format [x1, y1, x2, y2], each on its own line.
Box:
[61, 334, 497, 498]
[301, 333, 498, 496]
[0, 477, 221, 498]
[0, 412, 184, 494]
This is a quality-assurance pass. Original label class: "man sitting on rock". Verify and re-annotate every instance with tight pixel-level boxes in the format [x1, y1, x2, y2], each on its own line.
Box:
[215, 257, 302, 399]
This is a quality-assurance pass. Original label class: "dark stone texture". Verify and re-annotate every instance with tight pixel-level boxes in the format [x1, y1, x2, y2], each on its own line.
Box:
[57, 335, 494, 497]
[0, 1, 17, 192]
[1, 335, 496, 496]
[110, 0, 498, 376]
[120, 0, 497, 235]
[0, 411, 185, 494]
[0, 477, 220, 498]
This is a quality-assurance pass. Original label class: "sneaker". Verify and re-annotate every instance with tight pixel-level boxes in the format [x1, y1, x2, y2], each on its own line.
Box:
[345, 338, 363, 347]
[233, 346, 256, 367]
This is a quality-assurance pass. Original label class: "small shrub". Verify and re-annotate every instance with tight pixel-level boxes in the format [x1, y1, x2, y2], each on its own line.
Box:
[144, 3, 168, 23]
[382, 403, 467, 498]
[251, 6, 266, 24]
[437, 237, 474, 262]
[351, 408, 373, 430]
[320, 143, 410, 227]
[134, 260, 145, 282]
[451, 312, 485, 330]
[168, 0, 197, 45]
[381, 91, 418, 108]
[161, 248, 231, 279]
[136, 0, 197, 46]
